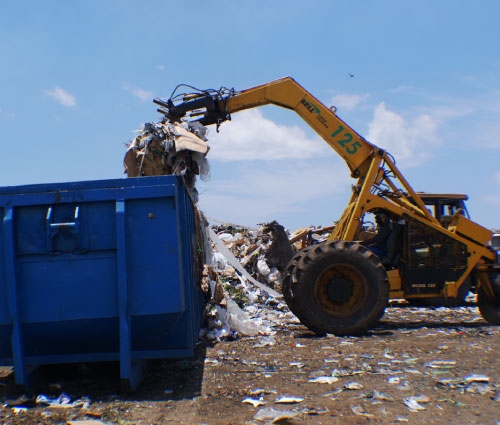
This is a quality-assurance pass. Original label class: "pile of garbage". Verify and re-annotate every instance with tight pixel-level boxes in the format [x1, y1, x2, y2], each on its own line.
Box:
[201, 221, 333, 341]
[123, 119, 211, 202]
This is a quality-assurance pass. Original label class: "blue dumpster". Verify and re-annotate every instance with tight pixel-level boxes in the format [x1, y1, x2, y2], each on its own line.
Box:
[0, 175, 206, 390]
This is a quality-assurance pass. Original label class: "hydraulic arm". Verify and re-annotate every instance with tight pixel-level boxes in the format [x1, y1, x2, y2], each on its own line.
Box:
[155, 76, 438, 232]
[156, 77, 376, 178]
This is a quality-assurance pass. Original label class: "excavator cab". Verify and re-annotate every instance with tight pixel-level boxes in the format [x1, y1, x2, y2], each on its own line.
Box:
[417, 193, 470, 228]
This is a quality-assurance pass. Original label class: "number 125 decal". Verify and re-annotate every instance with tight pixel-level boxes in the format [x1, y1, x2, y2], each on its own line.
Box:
[330, 125, 362, 154]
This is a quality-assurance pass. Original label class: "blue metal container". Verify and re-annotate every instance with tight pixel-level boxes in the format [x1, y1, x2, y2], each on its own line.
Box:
[0, 175, 205, 390]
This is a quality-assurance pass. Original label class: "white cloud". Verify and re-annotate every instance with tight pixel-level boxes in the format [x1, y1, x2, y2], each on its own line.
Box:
[156, 65, 165, 71]
[195, 108, 358, 227]
[198, 158, 350, 228]
[389, 85, 414, 94]
[206, 109, 331, 161]
[132, 88, 153, 102]
[367, 102, 442, 167]
[330, 93, 369, 111]
[0, 108, 15, 118]
[122, 85, 153, 102]
[44, 86, 76, 107]
[482, 193, 500, 207]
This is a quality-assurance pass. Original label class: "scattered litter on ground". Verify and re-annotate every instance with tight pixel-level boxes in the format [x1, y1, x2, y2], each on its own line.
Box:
[344, 382, 364, 390]
[11, 406, 27, 415]
[403, 396, 428, 412]
[308, 376, 339, 384]
[253, 406, 301, 423]
[351, 404, 375, 418]
[464, 374, 490, 383]
[36, 393, 90, 409]
[275, 396, 304, 404]
[242, 397, 266, 407]
[1, 281, 499, 424]
[368, 390, 393, 401]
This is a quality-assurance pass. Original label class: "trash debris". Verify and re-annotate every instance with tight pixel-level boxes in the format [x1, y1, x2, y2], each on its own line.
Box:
[464, 374, 490, 383]
[368, 390, 392, 401]
[242, 397, 266, 408]
[207, 226, 281, 298]
[247, 388, 269, 397]
[275, 396, 304, 404]
[308, 376, 339, 384]
[256, 258, 271, 276]
[253, 336, 277, 347]
[411, 395, 431, 403]
[465, 382, 493, 395]
[204, 220, 332, 331]
[215, 297, 266, 337]
[344, 382, 364, 390]
[198, 221, 309, 341]
[403, 396, 427, 412]
[253, 406, 301, 423]
[351, 404, 374, 418]
[332, 367, 362, 378]
[123, 120, 210, 202]
[12, 407, 28, 415]
[36, 393, 90, 409]
[1, 298, 499, 424]
[425, 360, 457, 369]
[388, 376, 401, 384]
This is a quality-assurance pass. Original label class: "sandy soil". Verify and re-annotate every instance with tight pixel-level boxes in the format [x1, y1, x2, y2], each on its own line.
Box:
[1, 303, 500, 425]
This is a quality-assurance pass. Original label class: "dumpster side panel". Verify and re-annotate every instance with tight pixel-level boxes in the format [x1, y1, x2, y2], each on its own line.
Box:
[0, 176, 204, 386]
[12, 199, 121, 361]
[126, 197, 183, 317]
[126, 195, 187, 354]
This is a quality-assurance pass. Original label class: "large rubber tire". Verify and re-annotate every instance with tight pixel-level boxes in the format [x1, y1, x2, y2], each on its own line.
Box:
[290, 240, 388, 336]
[477, 273, 500, 324]
[281, 246, 315, 317]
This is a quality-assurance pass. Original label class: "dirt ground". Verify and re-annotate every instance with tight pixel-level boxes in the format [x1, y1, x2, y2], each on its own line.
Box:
[1, 302, 500, 425]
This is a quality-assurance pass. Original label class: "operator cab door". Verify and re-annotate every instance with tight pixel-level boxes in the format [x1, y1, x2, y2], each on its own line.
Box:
[400, 215, 469, 295]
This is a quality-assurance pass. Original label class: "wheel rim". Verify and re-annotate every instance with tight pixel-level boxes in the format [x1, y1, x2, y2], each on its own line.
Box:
[314, 264, 366, 317]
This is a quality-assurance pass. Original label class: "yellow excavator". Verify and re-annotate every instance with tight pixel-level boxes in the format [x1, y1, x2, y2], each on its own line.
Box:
[154, 77, 500, 336]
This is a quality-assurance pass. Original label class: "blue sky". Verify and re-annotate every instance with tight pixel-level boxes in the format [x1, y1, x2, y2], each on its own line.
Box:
[1, 1, 499, 231]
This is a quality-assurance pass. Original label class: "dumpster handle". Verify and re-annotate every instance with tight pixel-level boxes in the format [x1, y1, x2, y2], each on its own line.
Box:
[46, 206, 81, 251]
[46, 206, 80, 231]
